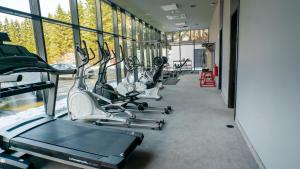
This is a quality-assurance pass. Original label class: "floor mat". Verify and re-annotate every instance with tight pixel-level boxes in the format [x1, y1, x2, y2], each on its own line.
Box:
[163, 78, 180, 85]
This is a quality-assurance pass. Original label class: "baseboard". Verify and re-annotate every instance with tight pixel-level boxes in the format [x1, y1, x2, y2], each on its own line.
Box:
[236, 119, 266, 169]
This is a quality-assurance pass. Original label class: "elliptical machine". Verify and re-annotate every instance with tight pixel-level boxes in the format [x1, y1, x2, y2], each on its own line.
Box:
[117, 52, 168, 100]
[67, 40, 164, 129]
[92, 41, 172, 114]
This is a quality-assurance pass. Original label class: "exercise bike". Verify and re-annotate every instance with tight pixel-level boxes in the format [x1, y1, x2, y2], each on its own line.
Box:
[67, 40, 164, 130]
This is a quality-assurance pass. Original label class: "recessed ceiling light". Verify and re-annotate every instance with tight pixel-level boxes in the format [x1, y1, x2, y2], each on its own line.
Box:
[161, 3, 179, 11]
[166, 14, 186, 20]
[175, 22, 186, 26]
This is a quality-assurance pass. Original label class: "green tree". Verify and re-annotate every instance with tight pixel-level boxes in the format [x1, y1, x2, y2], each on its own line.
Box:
[43, 5, 74, 64]
[0, 22, 3, 32]
[3, 18, 9, 33]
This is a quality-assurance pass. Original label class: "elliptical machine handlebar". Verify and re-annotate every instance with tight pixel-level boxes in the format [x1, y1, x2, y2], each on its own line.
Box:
[76, 40, 90, 68]
[89, 48, 96, 61]
[106, 46, 125, 69]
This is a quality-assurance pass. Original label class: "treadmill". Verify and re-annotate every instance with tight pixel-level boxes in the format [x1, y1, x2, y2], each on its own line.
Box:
[0, 32, 143, 169]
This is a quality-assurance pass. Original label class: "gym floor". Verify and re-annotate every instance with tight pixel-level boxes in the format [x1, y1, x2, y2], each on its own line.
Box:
[32, 74, 259, 169]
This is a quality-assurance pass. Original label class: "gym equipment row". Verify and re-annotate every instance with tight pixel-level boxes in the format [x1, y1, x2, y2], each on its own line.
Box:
[0, 32, 174, 169]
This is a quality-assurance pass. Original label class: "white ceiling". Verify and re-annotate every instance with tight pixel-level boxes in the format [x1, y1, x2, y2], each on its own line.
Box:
[110, 0, 217, 32]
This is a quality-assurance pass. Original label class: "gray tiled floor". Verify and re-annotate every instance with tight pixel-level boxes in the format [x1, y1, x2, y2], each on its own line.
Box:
[31, 74, 259, 169]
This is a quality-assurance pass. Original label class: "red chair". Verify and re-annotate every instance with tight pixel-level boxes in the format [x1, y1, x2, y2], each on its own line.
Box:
[199, 70, 216, 87]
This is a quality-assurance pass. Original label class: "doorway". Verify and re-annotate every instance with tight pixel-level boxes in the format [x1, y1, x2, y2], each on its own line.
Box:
[194, 49, 204, 69]
[218, 29, 223, 90]
[228, 10, 239, 109]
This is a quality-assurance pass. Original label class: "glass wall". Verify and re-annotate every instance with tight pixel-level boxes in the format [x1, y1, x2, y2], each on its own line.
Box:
[40, 0, 71, 23]
[0, 0, 161, 128]
[0, 0, 31, 13]
[0, 13, 43, 128]
[180, 30, 190, 41]
[167, 29, 209, 43]
[101, 1, 116, 84]
[77, 0, 97, 29]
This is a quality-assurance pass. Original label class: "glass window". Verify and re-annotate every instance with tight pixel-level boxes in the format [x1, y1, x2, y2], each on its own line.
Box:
[143, 25, 147, 41]
[166, 32, 173, 42]
[117, 9, 122, 36]
[119, 37, 125, 79]
[150, 44, 154, 67]
[0, 14, 36, 53]
[80, 31, 99, 64]
[43, 22, 74, 64]
[127, 39, 132, 57]
[203, 29, 209, 42]
[173, 32, 180, 42]
[144, 45, 148, 68]
[40, 0, 71, 23]
[126, 14, 132, 38]
[191, 30, 196, 41]
[43, 22, 75, 114]
[180, 30, 190, 41]
[77, 0, 97, 28]
[134, 19, 138, 41]
[194, 29, 209, 42]
[137, 21, 142, 42]
[101, 1, 113, 33]
[0, 14, 43, 129]
[194, 30, 201, 40]
[80, 30, 99, 86]
[0, 0, 31, 13]
[103, 34, 117, 84]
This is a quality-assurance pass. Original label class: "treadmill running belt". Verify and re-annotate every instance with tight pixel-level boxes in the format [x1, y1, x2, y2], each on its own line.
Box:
[18, 120, 138, 158]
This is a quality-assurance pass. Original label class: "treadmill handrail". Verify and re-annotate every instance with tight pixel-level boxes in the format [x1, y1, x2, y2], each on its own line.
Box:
[1, 67, 76, 75]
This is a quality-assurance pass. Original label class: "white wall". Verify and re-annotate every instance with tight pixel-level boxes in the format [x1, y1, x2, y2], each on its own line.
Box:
[209, 0, 220, 65]
[237, 0, 300, 169]
[221, 0, 231, 104]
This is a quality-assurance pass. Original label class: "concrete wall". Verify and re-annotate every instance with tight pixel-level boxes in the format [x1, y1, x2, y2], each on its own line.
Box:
[236, 0, 300, 169]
